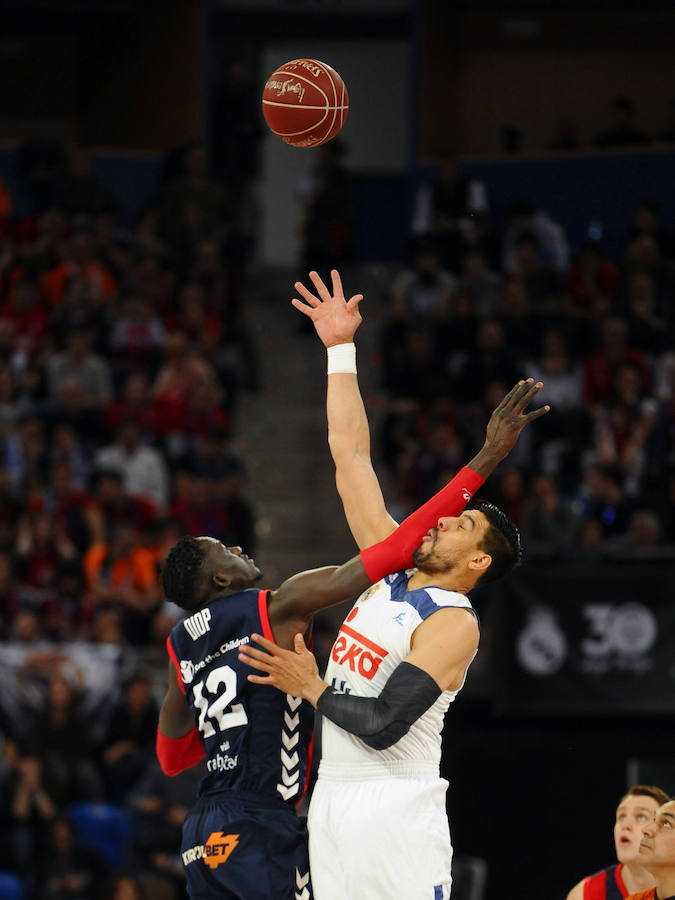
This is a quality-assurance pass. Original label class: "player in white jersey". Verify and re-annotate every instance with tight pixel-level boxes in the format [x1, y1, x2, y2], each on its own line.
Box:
[238, 271, 548, 900]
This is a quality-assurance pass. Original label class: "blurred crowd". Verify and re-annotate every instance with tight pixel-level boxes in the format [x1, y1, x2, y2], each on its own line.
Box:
[0, 140, 259, 898]
[381, 169, 675, 562]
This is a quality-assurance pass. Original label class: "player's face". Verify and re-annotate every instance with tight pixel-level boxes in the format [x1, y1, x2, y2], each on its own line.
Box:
[199, 538, 261, 590]
[638, 801, 675, 868]
[614, 794, 661, 863]
[413, 510, 490, 575]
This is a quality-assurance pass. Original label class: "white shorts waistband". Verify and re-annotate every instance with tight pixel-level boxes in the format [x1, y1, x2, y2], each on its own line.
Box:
[318, 758, 440, 782]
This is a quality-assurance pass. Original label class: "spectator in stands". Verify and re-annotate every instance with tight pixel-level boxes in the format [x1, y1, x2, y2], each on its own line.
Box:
[189, 239, 231, 318]
[623, 270, 670, 354]
[389, 239, 457, 320]
[28, 671, 102, 803]
[160, 142, 235, 238]
[168, 471, 244, 546]
[605, 509, 675, 559]
[152, 331, 215, 445]
[574, 463, 642, 538]
[502, 196, 570, 274]
[40, 228, 117, 310]
[497, 276, 541, 360]
[45, 460, 96, 551]
[83, 522, 161, 642]
[0, 550, 20, 638]
[35, 814, 109, 900]
[410, 157, 491, 272]
[520, 473, 580, 557]
[104, 371, 157, 436]
[108, 295, 166, 379]
[562, 239, 620, 319]
[7, 745, 60, 873]
[128, 758, 202, 892]
[582, 317, 650, 408]
[296, 138, 356, 274]
[626, 201, 674, 261]
[95, 419, 168, 512]
[456, 247, 501, 317]
[453, 319, 523, 404]
[595, 96, 651, 148]
[100, 673, 158, 800]
[90, 467, 157, 541]
[592, 361, 663, 492]
[525, 327, 590, 477]
[0, 273, 50, 361]
[46, 327, 113, 411]
[508, 231, 560, 311]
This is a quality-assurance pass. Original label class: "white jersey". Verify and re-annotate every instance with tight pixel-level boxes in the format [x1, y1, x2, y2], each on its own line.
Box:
[320, 569, 477, 775]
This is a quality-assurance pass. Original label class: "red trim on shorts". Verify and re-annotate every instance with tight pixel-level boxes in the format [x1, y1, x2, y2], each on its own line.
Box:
[298, 731, 314, 805]
[258, 589, 275, 642]
[165, 634, 185, 694]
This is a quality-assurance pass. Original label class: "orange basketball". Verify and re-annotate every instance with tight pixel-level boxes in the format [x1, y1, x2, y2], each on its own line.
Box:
[261, 58, 349, 148]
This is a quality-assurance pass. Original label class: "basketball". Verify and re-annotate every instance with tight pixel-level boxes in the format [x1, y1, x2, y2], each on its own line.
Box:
[261, 58, 349, 148]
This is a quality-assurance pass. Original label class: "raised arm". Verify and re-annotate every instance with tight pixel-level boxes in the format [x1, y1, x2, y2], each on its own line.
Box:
[292, 269, 396, 547]
[293, 270, 550, 558]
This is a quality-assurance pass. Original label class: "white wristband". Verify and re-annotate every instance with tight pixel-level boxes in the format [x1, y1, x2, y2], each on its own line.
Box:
[327, 342, 357, 375]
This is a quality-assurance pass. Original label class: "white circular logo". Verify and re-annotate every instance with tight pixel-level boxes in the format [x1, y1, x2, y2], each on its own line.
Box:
[516, 607, 568, 676]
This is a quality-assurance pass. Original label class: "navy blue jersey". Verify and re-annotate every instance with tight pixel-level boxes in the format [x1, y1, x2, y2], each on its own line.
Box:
[167, 588, 314, 804]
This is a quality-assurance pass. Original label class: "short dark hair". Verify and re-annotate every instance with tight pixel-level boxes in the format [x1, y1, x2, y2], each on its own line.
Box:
[470, 500, 522, 586]
[621, 784, 670, 808]
[161, 535, 208, 610]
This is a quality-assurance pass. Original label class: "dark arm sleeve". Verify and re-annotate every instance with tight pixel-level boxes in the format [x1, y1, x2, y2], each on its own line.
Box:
[316, 661, 441, 751]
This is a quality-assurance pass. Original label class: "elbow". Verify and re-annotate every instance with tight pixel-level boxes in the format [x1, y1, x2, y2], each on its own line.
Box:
[360, 720, 411, 751]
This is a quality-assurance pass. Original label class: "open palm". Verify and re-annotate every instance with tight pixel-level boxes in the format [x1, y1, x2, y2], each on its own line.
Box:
[292, 269, 364, 347]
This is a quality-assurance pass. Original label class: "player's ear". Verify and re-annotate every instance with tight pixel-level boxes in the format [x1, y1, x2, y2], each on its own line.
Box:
[468, 552, 491, 573]
[213, 568, 230, 589]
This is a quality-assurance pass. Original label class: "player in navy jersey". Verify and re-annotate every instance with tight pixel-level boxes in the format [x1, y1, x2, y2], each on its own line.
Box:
[567, 785, 668, 900]
[236, 270, 550, 900]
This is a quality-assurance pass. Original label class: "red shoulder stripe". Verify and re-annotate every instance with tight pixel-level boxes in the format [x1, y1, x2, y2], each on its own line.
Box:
[165, 634, 186, 694]
[614, 863, 628, 899]
[258, 589, 275, 642]
[584, 870, 606, 900]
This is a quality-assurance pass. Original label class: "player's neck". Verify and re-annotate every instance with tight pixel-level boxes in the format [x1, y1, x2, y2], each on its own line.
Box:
[622, 860, 658, 893]
[654, 873, 675, 900]
[407, 569, 470, 595]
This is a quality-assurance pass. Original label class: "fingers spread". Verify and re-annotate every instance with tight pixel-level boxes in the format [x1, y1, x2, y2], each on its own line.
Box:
[330, 269, 344, 297]
[523, 404, 551, 422]
[293, 282, 321, 307]
[495, 380, 524, 413]
[514, 381, 542, 414]
[309, 270, 332, 300]
[251, 633, 277, 653]
[291, 298, 314, 317]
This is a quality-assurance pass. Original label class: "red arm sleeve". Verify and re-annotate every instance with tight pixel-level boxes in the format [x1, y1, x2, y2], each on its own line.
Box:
[156, 726, 205, 776]
[359, 466, 484, 583]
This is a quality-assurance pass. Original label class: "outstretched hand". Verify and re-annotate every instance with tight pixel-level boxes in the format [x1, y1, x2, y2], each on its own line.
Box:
[238, 633, 326, 707]
[485, 378, 550, 461]
[292, 269, 364, 348]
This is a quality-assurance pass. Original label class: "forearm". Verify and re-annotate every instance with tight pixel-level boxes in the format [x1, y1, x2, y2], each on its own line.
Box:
[273, 558, 371, 619]
[316, 662, 441, 750]
[327, 369, 370, 463]
[360, 464, 485, 582]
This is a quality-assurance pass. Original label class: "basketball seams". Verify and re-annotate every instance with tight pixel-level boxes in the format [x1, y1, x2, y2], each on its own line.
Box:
[262, 58, 348, 147]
